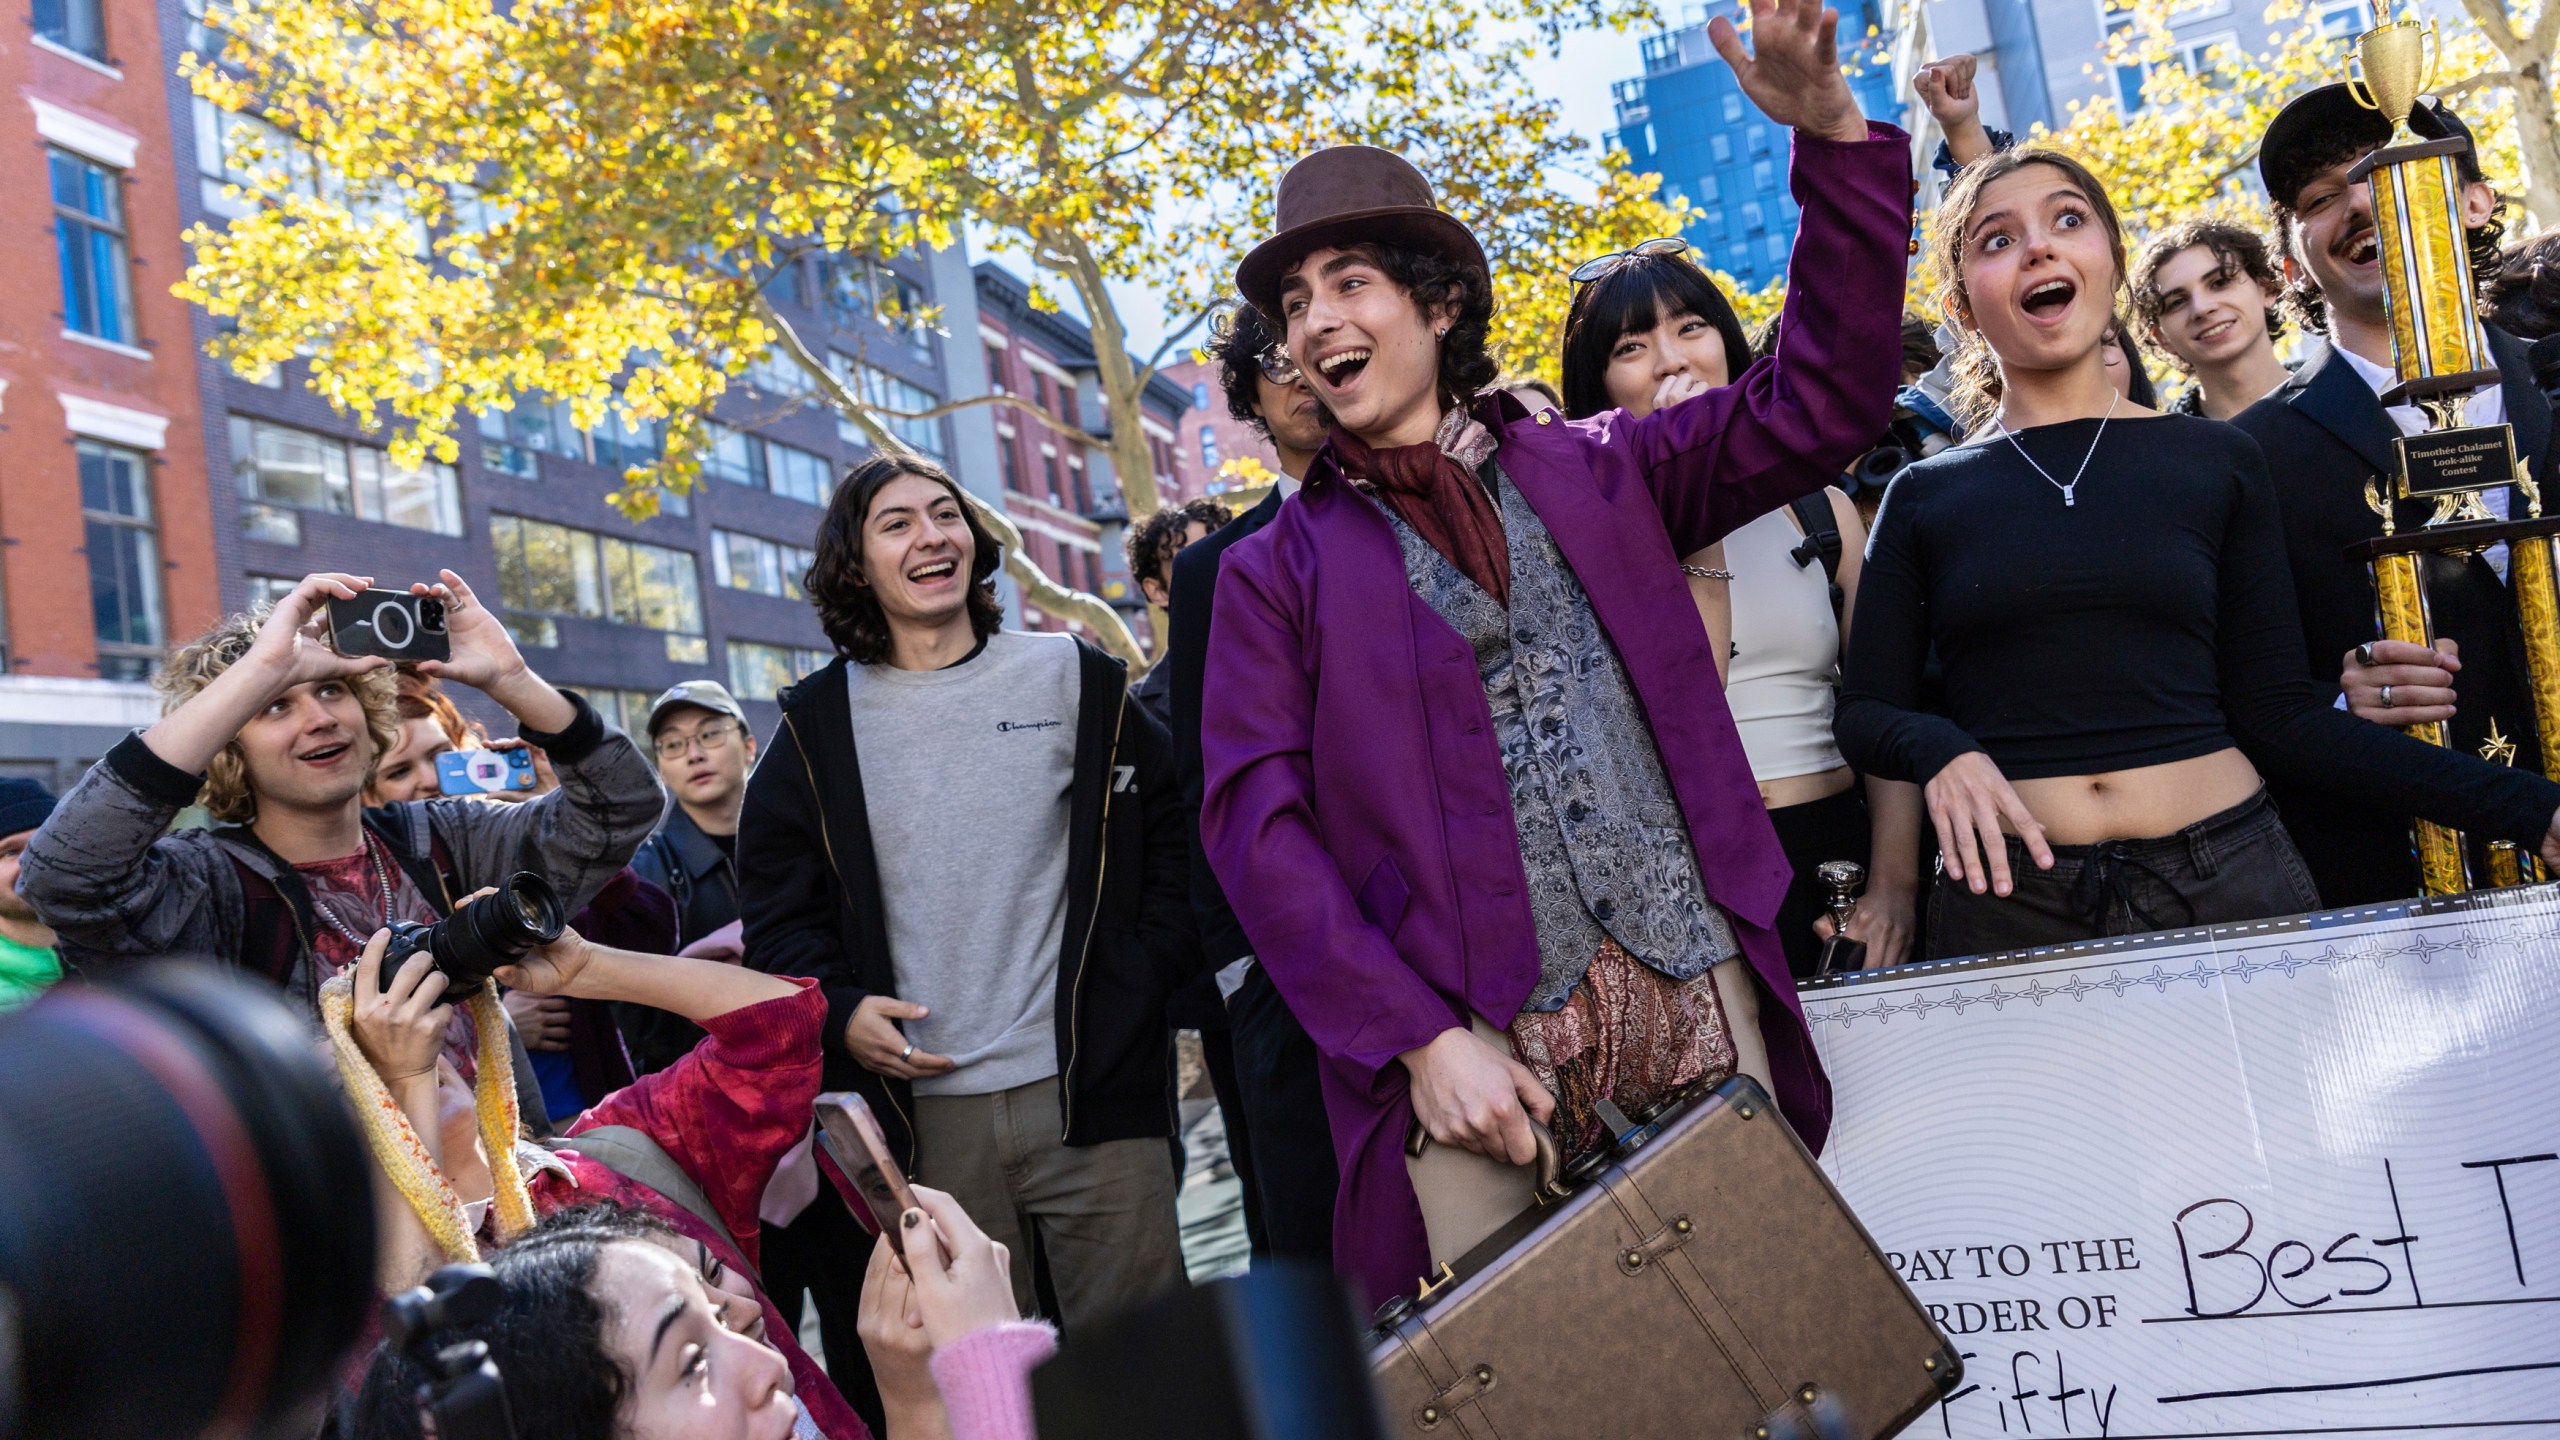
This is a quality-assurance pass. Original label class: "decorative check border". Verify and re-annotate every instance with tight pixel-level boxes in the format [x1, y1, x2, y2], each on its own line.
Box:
[1796, 881, 2560, 1035]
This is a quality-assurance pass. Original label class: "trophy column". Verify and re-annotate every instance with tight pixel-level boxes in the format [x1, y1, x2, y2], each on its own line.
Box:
[2343, 1, 2552, 893]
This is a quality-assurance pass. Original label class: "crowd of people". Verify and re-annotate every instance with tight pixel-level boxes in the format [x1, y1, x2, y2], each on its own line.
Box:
[12, 1, 2560, 1434]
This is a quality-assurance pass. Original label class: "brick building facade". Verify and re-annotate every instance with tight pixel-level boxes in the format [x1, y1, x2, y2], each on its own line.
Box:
[1160, 355, 1281, 501]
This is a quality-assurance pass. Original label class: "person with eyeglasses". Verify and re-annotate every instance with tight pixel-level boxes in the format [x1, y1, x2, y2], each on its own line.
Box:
[1162, 300, 1345, 1269]
[1559, 235, 1924, 978]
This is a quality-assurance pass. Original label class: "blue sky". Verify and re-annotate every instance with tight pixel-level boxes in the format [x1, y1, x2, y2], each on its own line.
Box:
[973, 10, 1668, 363]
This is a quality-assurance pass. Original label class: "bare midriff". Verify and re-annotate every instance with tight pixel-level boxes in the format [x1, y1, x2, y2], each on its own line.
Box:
[1758, 763, 1856, 810]
[2006, 747, 2264, 846]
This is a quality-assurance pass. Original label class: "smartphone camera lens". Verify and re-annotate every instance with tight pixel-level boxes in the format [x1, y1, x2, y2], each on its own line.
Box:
[369, 599, 417, 653]
[417, 597, 447, 635]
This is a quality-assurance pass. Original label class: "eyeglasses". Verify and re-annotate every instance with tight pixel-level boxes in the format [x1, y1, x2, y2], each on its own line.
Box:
[1568, 236, 1692, 285]
[1257, 346, 1303, 385]
[654, 721, 741, 759]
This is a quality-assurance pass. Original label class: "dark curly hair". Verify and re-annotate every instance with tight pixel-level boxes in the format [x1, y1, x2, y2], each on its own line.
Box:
[2272, 130, 2508, 336]
[1258, 242, 1498, 417]
[2131, 219, 2289, 371]
[2482, 229, 2560, 341]
[1124, 497, 1235, 594]
[1209, 302, 1282, 437]
[347, 1203, 683, 1440]
[805, 453, 1005, 664]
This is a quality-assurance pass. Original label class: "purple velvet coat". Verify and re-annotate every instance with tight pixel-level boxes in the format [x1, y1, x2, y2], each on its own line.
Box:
[1200, 126, 1914, 1310]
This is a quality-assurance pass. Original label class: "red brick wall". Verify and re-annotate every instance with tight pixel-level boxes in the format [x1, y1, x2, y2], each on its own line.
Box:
[0, 0, 220, 677]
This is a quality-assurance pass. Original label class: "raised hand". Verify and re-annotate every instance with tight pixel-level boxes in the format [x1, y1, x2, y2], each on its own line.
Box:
[256, 572, 391, 691]
[411, 569, 524, 693]
[1708, 0, 1866, 143]
[1913, 54, 1979, 128]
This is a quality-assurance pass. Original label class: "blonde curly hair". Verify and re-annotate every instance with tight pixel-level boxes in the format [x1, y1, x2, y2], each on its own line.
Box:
[152, 606, 402, 823]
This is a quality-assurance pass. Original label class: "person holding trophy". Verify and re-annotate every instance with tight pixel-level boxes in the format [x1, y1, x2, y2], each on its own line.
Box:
[2234, 11, 2560, 904]
[1834, 142, 2560, 960]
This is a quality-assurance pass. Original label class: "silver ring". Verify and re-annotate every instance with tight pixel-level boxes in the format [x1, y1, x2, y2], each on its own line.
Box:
[2357, 642, 2378, 668]
[899, 1042, 914, 1062]
[2381, 684, 2396, 709]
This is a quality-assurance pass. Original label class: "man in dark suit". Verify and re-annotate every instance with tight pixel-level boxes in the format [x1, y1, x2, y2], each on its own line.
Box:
[2235, 86, 2553, 905]
[1165, 301, 1336, 1263]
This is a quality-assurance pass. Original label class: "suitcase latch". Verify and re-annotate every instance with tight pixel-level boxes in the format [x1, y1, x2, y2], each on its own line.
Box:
[1417, 1363, 1496, 1429]
[1616, 1214, 1697, 1275]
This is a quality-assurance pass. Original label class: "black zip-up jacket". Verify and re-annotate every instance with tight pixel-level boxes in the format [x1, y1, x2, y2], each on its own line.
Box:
[737, 639, 1191, 1166]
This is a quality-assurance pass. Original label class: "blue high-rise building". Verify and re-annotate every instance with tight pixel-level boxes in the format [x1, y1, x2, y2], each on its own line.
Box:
[1606, 0, 1900, 291]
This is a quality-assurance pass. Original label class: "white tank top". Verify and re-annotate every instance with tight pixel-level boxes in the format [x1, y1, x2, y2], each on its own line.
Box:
[1722, 503, 1847, 782]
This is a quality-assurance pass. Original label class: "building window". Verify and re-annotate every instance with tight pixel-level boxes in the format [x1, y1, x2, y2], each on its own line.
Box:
[1696, 173, 1721, 204]
[1710, 134, 1732, 164]
[745, 345, 807, 397]
[1200, 430, 1220, 470]
[490, 513, 704, 641]
[986, 345, 1009, 394]
[247, 575, 302, 609]
[232, 416, 464, 542]
[1765, 233, 1787, 265]
[2318, 1, 2365, 37]
[833, 354, 946, 459]
[477, 400, 577, 478]
[728, 640, 831, 702]
[79, 440, 162, 680]
[706, 421, 828, 501]
[1748, 125, 1771, 155]
[2107, 16, 2146, 113]
[1751, 158, 1773, 191]
[1192, 381, 1211, 409]
[1033, 373, 1052, 413]
[34, 0, 108, 59]
[1742, 201, 1764, 233]
[1043, 450, 1064, 505]
[1057, 386, 1079, 429]
[712, 529, 816, 600]
[578, 688, 664, 736]
[1721, 92, 1743, 123]
[52, 149, 134, 345]
[999, 433, 1026, 492]
[585, 412, 662, 474]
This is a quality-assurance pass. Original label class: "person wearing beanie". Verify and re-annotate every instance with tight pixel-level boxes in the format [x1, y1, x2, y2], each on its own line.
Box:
[2231, 87, 2554, 905]
[0, 778, 60, 1010]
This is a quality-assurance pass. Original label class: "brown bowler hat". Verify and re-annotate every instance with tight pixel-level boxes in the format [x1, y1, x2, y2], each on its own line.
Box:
[1235, 145, 1489, 316]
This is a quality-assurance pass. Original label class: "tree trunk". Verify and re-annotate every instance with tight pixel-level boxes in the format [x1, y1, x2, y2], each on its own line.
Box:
[2508, 63, 2560, 231]
[756, 296, 1146, 666]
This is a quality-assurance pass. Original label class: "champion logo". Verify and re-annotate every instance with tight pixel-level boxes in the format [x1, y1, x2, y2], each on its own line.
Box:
[996, 719, 1063, 733]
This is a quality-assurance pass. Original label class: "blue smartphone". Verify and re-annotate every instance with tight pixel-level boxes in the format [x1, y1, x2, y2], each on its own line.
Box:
[436, 748, 536, 795]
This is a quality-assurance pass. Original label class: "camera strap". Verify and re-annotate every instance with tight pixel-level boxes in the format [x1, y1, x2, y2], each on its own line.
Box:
[1786, 491, 1847, 627]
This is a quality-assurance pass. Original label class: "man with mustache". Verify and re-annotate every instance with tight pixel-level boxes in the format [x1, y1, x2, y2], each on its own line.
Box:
[2232, 89, 2555, 905]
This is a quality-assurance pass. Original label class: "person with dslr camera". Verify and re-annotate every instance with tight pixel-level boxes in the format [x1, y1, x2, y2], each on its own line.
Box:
[341, 907, 882, 1439]
[18, 571, 662, 1087]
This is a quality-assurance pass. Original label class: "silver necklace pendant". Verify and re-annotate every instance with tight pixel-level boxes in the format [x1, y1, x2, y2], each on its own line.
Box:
[1998, 389, 2119, 509]
[2062, 485, 2076, 507]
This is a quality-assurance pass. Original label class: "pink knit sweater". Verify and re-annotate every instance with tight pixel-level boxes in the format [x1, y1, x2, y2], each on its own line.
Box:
[927, 1322, 1059, 1440]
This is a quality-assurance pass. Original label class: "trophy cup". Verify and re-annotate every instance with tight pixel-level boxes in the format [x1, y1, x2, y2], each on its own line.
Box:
[2345, 0, 2560, 892]
[1815, 860, 1867, 976]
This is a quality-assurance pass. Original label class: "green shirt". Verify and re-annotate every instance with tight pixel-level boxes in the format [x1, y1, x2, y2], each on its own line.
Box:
[0, 930, 61, 1012]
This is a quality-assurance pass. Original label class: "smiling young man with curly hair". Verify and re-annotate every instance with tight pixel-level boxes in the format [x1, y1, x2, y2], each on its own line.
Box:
[18, 571, 661, 1088]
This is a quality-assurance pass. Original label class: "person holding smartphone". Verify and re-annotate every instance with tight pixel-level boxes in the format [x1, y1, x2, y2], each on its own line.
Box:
[18, 571, 663, 1082]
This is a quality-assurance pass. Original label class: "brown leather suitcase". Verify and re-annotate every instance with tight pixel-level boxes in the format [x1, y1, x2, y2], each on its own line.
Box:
[1367, 1075, 1959, 1439]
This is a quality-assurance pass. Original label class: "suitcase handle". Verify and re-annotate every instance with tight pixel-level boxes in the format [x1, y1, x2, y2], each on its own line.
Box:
[1403, 1115, 1569, 1202]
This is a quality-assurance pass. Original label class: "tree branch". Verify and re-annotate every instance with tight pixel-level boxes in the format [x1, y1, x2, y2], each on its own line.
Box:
[2454, 0, 2529, 63]
[1140, 302, 1222, 376]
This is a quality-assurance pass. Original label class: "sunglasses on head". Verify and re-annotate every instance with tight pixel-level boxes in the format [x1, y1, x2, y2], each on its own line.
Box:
[1569, 236, 1692, 285]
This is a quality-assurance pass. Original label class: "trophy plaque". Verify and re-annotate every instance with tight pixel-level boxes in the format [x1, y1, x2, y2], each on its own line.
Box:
[2343, 0, 2560, 892]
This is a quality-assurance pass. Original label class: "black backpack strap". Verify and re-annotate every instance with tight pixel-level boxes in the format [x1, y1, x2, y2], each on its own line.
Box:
[1787, 490, 1847, 625]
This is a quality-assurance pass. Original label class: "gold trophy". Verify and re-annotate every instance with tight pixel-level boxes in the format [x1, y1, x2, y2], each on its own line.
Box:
[2345, 0, 2560, 892]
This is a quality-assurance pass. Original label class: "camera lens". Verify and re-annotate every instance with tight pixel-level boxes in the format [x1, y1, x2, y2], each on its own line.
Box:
[0, 966, 375, 1440]
[416, 597, 447, 635]
[370, 599, 415, 652]
[414, 872, 567, 1000]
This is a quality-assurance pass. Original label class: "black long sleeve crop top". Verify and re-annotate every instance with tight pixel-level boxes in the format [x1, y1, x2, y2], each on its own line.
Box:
[1835, 413, 2560, 848]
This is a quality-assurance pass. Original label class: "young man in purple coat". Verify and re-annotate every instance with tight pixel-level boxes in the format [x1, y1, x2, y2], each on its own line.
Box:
[1197, 0, 1914, 1311]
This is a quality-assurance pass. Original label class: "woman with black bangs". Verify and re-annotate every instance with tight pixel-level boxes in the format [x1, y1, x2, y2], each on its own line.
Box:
[1560, 239, 1922, 975]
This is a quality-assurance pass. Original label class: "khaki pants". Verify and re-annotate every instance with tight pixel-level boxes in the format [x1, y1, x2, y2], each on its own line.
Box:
[912, 1077, 1185, 1332]
[1406, 959, 1772, 1269]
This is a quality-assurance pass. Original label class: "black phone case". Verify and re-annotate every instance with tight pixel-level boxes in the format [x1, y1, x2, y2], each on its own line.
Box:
[326, 590, 450, 661]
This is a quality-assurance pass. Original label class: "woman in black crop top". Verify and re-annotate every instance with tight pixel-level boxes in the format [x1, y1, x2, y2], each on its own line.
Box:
[1836, 149, 2560, 959]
